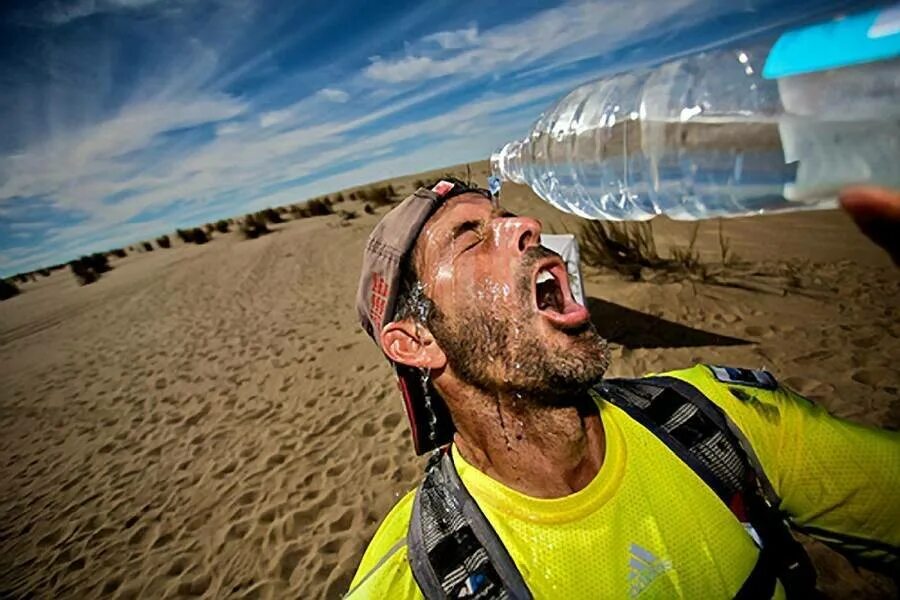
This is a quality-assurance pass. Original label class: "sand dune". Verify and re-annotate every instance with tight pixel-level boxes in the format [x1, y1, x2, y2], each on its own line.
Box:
[0, 162, 897, 598]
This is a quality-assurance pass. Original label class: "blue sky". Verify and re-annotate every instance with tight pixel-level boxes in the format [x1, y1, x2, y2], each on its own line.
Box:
[0, 0, 872, 276]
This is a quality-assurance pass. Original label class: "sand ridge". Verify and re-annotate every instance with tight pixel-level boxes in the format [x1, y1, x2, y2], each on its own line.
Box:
[1, 163, 898, 598]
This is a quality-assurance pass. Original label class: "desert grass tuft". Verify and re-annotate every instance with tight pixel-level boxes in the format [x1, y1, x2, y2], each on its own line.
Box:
[260, 208, 283, 224]
[579, 220, 664, 280]
[1, 279, 20, 301]
[69, 253, 112, 285]
[363, 185, 397, 207]
[176, 228, 209, 244]
[240, 214, 270, 239]
[338, 209, 358, 223]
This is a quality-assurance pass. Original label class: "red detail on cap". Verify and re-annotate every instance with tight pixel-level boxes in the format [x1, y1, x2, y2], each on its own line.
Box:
[370, 272, 389, 327]
[431, 180, 454, 196]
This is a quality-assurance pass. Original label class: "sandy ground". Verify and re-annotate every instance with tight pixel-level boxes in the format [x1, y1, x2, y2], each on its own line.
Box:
[1, 161, 897, 599]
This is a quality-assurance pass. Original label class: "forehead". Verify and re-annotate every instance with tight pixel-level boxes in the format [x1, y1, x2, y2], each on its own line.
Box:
[414, 193, 492, 264]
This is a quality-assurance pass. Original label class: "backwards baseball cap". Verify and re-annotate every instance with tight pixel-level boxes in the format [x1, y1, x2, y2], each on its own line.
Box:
[356, 179, 493, 455]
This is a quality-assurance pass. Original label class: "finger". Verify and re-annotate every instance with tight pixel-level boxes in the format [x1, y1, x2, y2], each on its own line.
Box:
[839, 186, 900, 223]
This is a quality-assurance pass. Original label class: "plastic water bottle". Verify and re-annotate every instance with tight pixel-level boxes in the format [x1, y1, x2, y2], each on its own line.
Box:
[490, 6, 900, 221]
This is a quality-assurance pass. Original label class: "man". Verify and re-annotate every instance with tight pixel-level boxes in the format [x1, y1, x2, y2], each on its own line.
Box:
[348, 179, 899, 599]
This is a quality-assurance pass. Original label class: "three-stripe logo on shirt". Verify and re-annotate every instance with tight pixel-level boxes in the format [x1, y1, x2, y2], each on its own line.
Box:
[628, 543, 673, 597]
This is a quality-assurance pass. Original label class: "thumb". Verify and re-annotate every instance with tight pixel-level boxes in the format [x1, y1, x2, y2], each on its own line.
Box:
[839, 186, 900, 266]
[839, 186, 900, 223]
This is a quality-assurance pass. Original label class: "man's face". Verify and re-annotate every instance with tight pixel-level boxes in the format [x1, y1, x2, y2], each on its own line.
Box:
[415, 193, 609, 401]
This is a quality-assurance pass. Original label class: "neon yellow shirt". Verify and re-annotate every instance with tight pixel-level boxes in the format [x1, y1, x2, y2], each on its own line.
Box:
[347, 365, 900, 599]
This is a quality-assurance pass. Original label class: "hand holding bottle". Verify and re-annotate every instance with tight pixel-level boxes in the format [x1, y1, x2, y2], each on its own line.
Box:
[840, 186, 900, 266]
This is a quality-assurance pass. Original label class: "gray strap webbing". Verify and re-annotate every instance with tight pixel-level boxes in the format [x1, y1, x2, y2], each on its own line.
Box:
[408, 452, 532, 600]
[640, 375, 783, 508]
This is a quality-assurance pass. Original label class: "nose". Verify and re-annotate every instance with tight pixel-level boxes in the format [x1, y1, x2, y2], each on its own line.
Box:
[492, 215, 542, 255]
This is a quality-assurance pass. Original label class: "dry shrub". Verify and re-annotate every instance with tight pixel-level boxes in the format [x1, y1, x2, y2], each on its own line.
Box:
[157, 235, 171, 249]
[333, 192, 345, 204]
[240, 214, 270, 239]
[578, 219, 807, 297]
[363, 203, 375, 215]
[215, 220, 230, 233]
[260, 208, 283, 224]
[176, 228, 209, 244]
[70, 253, 111, 285]
[670, 223, 702, 273]
[142, 242, 154, 252]
[109, 248, 127, 259]
[288, 197, 334, 219]
[579, 220, 665, 280]
[1, 279, 20, 301]
[338, 209, 358, 222]
[364, 185, 397, 207]
[191, 228, 209, 244]
[289, 204, 310, 219]
[37, 268, 51, 277]
[307, 198, 333, 216]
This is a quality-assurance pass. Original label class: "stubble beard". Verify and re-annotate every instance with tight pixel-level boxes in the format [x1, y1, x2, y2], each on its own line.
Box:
[428, 251, 610, 405]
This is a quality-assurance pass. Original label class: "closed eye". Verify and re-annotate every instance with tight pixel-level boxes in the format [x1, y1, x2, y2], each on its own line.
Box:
[451, 220, 482, 240]
[451, 220, 484, 252]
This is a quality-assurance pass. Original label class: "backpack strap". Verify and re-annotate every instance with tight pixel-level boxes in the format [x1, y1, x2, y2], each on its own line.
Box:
[597, 376, 818, 598]
[407, 450, 533, 600]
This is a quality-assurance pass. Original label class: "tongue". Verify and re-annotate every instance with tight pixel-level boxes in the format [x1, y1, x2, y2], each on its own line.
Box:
[536, 280, 590, 328]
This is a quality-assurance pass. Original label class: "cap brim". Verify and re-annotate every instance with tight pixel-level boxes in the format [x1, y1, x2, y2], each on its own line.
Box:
[395, 364, 454, 455]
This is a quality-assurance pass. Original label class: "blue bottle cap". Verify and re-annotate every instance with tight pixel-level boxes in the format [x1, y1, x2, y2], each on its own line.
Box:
[763, 3, 900, 79]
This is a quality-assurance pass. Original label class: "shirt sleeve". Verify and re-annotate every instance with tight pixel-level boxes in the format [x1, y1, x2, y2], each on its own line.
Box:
[346, 489, 423, 599]
[673, 365, 900, 574]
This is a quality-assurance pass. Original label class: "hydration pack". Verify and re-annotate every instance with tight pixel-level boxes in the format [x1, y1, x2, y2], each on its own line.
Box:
[406, 374, 817, 599]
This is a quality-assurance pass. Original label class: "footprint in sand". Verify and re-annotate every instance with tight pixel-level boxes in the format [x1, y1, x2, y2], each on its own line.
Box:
[851, 367, 893, 387]
[276, 542, 308, 582]
[381, 412, 403, 430]
[328, 509, 355, 534]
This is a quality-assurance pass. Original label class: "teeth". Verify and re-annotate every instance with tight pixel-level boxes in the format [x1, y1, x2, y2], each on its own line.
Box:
[536, 270, 554, 284]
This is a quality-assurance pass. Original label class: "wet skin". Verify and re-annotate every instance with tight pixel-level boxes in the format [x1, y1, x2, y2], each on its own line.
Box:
[381, 193, 610, 498]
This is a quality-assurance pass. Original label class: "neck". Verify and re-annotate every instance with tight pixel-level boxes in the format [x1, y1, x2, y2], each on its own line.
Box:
[449, 387, 605, 498]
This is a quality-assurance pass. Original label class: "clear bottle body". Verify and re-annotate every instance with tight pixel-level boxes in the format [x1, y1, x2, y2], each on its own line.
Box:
[491, 44, 900, 221]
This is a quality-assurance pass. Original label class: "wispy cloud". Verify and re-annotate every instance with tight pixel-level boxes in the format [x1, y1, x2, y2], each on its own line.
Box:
[363, 0, 701, 83]
[41, 0, 172, 25]
[317, 88, 350, 103]
[0, 0, 827, 275]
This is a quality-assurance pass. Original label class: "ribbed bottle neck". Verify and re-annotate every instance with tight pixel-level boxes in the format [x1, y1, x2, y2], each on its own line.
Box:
[490, 139, 527, 185]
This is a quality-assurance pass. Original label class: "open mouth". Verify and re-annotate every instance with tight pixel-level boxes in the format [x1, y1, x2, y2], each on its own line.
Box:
[532, 259, 590, 329]
[536, 268, 565, 313]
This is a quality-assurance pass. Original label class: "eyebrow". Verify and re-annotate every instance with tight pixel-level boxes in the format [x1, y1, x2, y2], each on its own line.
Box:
[450, 219, 482, 240]
[448, 209, 519, 240]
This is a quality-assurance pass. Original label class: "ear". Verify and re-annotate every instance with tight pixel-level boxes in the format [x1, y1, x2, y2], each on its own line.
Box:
[381, 319, 446, 371]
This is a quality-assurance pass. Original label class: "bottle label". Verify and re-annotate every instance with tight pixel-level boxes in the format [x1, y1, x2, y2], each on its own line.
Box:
[763, 3, 900, 79]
